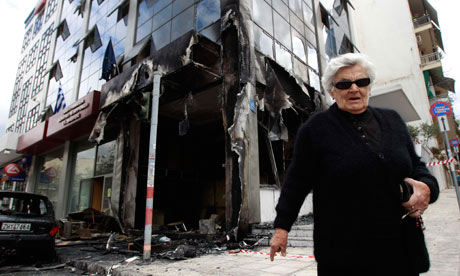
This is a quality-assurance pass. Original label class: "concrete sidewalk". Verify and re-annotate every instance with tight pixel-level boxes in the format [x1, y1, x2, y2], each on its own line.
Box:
[423, 188, 460, 276]
[55, 188, 460, 276]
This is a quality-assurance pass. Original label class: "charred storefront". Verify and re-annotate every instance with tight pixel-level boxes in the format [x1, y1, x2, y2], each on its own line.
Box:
[11, 0, 358, 241]
[87, 0, 327, 240]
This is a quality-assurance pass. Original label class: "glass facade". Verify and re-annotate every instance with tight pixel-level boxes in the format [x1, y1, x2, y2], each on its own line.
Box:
[136, 0, 221, 50]
[252, 0, 319, 87]
[36, 149, 64, 209]
[48, 0, 85, 109]
[78, 0, 128, 98]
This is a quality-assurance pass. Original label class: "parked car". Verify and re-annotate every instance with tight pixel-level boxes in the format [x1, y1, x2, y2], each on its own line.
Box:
[0, 191, 58, 260]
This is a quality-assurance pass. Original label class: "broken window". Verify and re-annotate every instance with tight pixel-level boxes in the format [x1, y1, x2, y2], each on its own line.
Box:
[308, 68, 321, 91]
[57, 19, 71, 41]
[303, 2, 315, 31]
[74, 0, 86, 17]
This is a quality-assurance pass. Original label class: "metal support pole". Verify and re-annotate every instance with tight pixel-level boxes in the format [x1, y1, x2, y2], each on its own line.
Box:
[441, 117, 460, 211]
[143, 71, 162, 261]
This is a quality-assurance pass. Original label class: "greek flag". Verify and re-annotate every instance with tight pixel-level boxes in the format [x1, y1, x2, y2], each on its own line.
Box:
[53, 85, 66, 114]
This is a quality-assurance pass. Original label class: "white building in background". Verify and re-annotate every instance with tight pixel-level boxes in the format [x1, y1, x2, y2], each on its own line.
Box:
[350, 0, 453, 189]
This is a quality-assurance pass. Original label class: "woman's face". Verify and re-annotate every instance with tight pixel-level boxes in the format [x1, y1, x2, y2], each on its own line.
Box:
[330, 64, 370, 114]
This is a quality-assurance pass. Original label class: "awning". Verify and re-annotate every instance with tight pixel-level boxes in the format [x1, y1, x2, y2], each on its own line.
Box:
[16, 121, 61, 155]
[369, 84, 420, 122]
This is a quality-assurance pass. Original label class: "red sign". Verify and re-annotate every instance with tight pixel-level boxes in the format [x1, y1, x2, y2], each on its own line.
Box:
[45, 167, 58, 179]
[4, 164, 22, 177]
[430, 101, 452, 118]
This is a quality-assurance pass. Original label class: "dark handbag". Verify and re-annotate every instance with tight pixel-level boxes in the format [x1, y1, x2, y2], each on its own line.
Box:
[402, 217, 430, 273]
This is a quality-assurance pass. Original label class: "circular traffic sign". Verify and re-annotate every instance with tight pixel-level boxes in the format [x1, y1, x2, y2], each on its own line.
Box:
[450, 138, 460, 147]
[45, 167, 58, 179]
[430, 101, 452, 118]
[3, 163, 22, 177]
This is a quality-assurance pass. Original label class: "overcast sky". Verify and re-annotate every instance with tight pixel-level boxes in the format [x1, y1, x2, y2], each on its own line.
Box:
[0, 0, 459, 134]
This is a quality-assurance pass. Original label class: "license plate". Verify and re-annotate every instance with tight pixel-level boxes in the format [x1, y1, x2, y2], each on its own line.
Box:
[1, 223, 31, 231]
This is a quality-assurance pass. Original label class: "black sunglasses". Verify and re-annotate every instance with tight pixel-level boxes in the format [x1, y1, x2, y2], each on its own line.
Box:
[333, 78, 371, 90]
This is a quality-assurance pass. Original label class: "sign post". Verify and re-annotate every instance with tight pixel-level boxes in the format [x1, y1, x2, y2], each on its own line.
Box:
[430, 101, 460, 211]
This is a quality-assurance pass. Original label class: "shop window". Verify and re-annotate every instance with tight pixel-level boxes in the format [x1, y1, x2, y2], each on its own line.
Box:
[36, 149, 64, 209]
[95, 140, 116, 176]
[69, 143, 95, 212]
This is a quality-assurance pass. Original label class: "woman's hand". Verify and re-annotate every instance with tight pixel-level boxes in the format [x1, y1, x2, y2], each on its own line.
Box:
[270, 228, 288, 261]
[401, 177, 431, 218]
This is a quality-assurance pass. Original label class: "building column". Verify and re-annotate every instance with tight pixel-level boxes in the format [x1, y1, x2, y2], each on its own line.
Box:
[55, 140, 73, 219]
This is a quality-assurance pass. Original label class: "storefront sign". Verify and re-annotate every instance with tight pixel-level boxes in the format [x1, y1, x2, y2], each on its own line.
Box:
[47, 91, 101, 140]
[4, 163, 22, 177]
[58, 99, 90, 126]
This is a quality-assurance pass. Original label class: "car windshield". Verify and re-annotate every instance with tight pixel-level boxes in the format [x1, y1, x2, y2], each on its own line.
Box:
[0, 194, 49, 216]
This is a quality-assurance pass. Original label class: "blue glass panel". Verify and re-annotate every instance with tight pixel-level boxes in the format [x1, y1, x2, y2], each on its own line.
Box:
[171, 6, 194, 41]
[138, 0, 154, 27]
[173, 0, 194, 16]
[152, 22, 171, 50]
[196, 0, 220, 31]
[153, 4, 172, 31]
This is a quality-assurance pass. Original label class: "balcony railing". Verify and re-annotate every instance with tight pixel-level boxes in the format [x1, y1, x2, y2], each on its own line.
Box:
[420, 52, 442, 67]
[413, 15, 431, 28]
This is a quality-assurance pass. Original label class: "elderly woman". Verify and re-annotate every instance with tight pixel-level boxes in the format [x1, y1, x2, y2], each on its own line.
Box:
[269, 53, 439, 275]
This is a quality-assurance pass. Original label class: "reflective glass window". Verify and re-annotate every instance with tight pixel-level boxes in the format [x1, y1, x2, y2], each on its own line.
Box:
[254, 23, 274, 58]
[273, 0, 289, 20]
[305, 25, 316, 48]
[275, 43, 292, 71]
[290, 10, 304, 34]
[303, 3, 314, 30]
[138, 0, 154, 26]
[152, 22, 171, 50]
[289, 0, 303, 19]
[171, 6, 194, 41]
[173, 0, 194, 16]
[137, 20, 153, 43]
[36, 149, 64, 209]
[253, 0, 273, 35]
[154, 0, 172, 13]
[69, 143, 96, 213]
[274, 12, 291, 50]
[153, 4, 172, 31]
[307, 43, 318, 71]
[196, 0, 220, 31]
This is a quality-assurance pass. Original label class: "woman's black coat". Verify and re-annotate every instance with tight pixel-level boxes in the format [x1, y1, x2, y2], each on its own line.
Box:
[274, 103, 439, 270]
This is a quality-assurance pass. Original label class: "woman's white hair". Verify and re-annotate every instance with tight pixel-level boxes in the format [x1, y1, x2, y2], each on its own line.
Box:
[321, 53, 376, 95]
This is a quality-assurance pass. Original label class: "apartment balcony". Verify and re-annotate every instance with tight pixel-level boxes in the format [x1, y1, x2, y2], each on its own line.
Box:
[412, 14, 444, 51]
[420, 52, 442, 71]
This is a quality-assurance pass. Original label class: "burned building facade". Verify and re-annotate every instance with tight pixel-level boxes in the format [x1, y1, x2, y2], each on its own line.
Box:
[2, 0, 356, 238]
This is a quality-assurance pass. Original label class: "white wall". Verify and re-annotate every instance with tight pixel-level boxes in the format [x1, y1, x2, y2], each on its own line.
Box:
[350, 0, 434, 125]
[260, 187, 313, 223]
